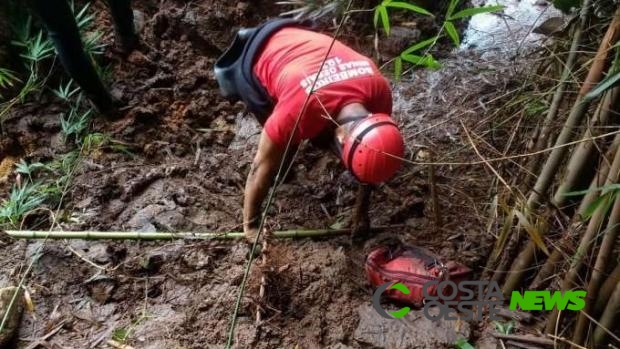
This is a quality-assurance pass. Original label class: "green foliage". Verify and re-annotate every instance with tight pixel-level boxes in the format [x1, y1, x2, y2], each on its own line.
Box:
[112, 327, 129, 343]
[454, 338, 476, 349]
[53, 80, 80, 102]
[374, 0, 503, 78]
[374, 0, 433, 36]
[584, 71, 620, 101]
[0, 68, 20, 98]
[0, 2, 112, 229]
[0, 181, 46, 227]
[61, 108, 92, 141]
[493, 320, 516, 334]
[14, 160, 50, 181]
[16, 31, 54, 63]
[564, 183, 620, 220]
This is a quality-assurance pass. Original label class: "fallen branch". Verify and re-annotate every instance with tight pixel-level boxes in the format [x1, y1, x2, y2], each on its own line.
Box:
[492, 333, 588, 349]
[491, 334, 555, 347]
[3, 225, 401, 240]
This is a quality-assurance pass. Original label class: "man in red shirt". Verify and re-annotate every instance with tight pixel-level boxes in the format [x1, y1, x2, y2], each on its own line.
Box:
[215, 19, 405, 242]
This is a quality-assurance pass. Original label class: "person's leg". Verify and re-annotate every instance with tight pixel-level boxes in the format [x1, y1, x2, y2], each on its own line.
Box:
[105, 0, 139, 53]
[30, 0, 114, 112]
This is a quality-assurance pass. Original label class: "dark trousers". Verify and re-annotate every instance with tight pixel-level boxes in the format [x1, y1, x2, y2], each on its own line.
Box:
[30, 0, 135, 110]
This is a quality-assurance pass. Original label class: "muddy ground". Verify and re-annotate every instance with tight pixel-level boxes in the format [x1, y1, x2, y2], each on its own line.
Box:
[0, 0, 539, 348]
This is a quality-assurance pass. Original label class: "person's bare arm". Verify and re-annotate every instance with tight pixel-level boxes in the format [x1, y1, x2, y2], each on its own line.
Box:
[352, 183, 372, 241]
[243, 130, 287, 240]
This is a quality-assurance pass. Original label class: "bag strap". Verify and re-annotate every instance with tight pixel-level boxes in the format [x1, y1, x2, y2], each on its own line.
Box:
[392, 245, 450, 280]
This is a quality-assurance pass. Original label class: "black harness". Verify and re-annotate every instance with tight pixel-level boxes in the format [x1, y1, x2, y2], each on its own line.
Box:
[214, 18, 314, 121]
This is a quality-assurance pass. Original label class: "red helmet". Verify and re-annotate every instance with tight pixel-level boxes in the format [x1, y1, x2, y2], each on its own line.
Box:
[341, 113, 405, 184]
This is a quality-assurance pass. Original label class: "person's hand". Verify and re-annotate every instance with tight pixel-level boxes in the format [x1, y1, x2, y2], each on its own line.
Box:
[244, 225, 260, 245]
[244, 225, 271, 245]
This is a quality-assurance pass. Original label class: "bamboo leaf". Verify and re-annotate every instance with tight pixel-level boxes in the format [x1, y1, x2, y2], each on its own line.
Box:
[401, 53, 442, 69]
[380, 6, 390, 35]
[515, 210, 550, 256]
[401, 36, 438, 55]
[584, 71, 620, 101]
[385, 1, 433, 16]
[564, 183, 620, 196]
[583, 191, 616, 220]
[394, 57, 403, 80]
[444, 21, 460, 47]
[449, 5, 504, 20]
[446, 0, 460, 18]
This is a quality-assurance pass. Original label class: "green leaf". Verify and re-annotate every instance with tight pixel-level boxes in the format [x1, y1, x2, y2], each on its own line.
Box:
[401, 36, 438, 55]
[401, 53, 441, 69]
[454, 338, 475, 349]
[582, 191, 616, 220]
[373, 5, 381, 28]
[446, 0, 460, 18]
[112, 327, 129, 342]
[444, 21, 460, 47]
[450, 5, 504, 20]
[386, 1, 433, 16]
[380, 6, 390, 35]
[394, 57, 402, 80]
[564, 183, 620, 197]
[584, 71, 620, 101]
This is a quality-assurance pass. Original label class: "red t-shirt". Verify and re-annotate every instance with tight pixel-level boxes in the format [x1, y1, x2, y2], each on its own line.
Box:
[253, 27, 392, 147]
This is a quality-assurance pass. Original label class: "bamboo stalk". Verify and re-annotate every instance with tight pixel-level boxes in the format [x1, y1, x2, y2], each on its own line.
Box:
[594, 263, 620, 315]
[525, 4, 588, 183]
[256, 239, 269, 325]
[592, 280, 620, 347]
[546, 140, 620, 334]
[552, 87, 620, 208]
[581, 7, 620, 95]
[3, 225, 400, 240]
[503, 0, 614, 296]
[573, 192, 620, 345]
[530, 135, 619, 289]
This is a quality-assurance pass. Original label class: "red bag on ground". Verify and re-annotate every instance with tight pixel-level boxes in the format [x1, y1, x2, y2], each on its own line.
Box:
[365, 244, 472, 307]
